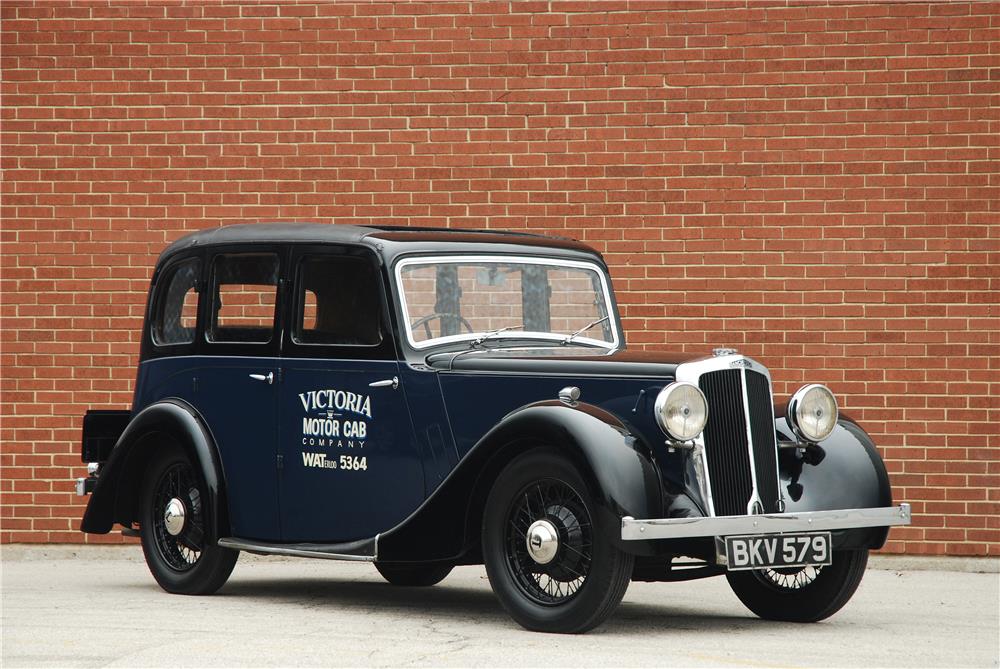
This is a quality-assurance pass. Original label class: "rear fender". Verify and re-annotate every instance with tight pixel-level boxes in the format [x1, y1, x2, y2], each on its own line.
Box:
[376, 401, 662, 562]
[80, 399, 227, 537]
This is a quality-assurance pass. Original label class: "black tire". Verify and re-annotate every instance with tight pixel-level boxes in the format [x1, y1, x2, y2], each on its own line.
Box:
[375, 563, 453, 587]
[726, 549, 868, 622]
[482, 449, 634, 633]
[139, 444, 238, 595]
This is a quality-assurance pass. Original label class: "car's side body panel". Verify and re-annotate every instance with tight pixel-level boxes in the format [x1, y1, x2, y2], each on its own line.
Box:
[433, 370, 682, 492]
[279, 358, 425, 542]
[376, 401, 663, 562]
[132, 356, 283, 540]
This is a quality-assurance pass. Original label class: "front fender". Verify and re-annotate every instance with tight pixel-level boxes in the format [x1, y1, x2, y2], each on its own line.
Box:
[80, 399, 226, 536]
[376, 401, 662, 562]
[777, 413, 893, 549]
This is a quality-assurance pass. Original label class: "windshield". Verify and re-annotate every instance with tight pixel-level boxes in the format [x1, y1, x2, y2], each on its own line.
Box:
[395, 255, 619, 350]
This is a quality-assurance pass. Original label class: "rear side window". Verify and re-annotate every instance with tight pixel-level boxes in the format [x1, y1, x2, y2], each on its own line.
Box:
[151, 258, 201, 346]
[208, 253, 279, 344]
[293, 255, 382, 346]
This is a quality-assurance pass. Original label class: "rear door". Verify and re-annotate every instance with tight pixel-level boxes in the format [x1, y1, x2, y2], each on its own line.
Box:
[195, 250, 284, 541]
[277, 247, 424, 542]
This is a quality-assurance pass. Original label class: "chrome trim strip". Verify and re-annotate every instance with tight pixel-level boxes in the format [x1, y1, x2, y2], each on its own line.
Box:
[217, 538, 376, 562]
[621, 503, 911, 541]
[393, 254, 621, 351]
[762, 373, 786, 512]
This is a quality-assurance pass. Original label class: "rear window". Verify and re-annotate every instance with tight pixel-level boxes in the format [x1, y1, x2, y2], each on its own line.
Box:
[151, 258, 201, 347]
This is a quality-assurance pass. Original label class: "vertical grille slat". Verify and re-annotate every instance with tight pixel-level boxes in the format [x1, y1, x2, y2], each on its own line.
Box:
[746, 371, 780, 513]
[698, 367, 780, 517]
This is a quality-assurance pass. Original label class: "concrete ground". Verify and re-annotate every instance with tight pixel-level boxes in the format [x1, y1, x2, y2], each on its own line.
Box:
[2, 546, 997, 668]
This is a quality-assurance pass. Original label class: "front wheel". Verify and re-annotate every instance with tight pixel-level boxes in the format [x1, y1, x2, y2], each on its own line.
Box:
[726, 549, 868, 622]
[139, 445, 238, 595]
[482, 449, 634, 633]
[375, 563, 453, 587]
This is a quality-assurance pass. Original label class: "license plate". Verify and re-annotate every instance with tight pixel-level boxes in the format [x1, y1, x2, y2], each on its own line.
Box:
[724, 532, 832, 571]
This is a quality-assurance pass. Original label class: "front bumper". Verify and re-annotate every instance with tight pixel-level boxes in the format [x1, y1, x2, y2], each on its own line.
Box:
[621, 503, 911, 541]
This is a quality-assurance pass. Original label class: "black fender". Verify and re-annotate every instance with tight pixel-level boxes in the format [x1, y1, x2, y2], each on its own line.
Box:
[80, 399, 227, 537]
[776, 412, 894, 549]
[376, 400, 663, 563]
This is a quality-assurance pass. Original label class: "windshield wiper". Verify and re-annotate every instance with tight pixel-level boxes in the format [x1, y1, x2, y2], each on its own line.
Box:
[471, 324, 526, 348]
[561, 316, 610, 346]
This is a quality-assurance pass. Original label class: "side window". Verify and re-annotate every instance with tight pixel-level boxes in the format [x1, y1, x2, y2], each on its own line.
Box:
[151, 258, 201, 346]
[293, 255, 382, 346]
[208, 253, 279, 344]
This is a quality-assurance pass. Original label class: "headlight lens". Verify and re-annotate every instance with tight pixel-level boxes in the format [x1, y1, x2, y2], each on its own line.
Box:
[654, 382, 708, 441]
[788, 384, 838, 442]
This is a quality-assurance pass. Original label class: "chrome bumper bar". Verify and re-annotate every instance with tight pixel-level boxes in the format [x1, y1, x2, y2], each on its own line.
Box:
[621, 503, 911, 541]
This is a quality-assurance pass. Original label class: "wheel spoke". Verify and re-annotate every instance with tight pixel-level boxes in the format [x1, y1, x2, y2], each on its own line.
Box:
[757, 564, 823, 591]
[503, 476, 593, 606]
[151, 461, 204, 572]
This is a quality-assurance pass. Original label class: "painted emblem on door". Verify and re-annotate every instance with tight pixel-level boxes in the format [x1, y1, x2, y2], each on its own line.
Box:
[298, 388, 372, 472]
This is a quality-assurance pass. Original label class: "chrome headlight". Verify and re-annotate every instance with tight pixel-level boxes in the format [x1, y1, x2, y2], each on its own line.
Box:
[654, 382, 708, 442]
[788, 384, 838, 442]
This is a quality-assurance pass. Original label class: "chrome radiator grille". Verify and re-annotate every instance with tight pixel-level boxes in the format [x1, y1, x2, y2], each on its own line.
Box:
[698, 367, 780, 516]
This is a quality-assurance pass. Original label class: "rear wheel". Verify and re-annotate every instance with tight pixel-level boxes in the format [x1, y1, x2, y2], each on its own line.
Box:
[726, 549, 868, 622]
[482, 449, 633, 633]
[375, 563, 453, 587]
[139, 445, 238, 595]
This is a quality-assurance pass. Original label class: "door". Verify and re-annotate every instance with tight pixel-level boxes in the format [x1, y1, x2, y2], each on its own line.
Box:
[277, 249, 424, 542]
[196, 251, 283, 541]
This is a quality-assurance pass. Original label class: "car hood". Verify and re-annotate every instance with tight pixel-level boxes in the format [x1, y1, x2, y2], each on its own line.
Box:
[425, 346, 701, 378]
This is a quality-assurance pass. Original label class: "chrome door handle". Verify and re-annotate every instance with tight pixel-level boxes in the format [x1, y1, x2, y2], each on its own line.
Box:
[368, 376, 398, 390]
[249, 372, 274, 385]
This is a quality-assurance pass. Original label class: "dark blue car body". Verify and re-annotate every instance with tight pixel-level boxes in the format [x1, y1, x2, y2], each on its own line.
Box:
[78, 224, 909, 632]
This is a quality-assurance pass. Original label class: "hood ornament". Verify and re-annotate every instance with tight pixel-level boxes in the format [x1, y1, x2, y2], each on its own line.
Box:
[713, 347, 738, 357]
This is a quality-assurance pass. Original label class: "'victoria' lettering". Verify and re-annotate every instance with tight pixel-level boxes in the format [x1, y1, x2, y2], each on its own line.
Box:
[298, 389, 373, 418]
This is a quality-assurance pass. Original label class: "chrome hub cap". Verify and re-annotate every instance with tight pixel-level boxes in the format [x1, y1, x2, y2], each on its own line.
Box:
[525, 519, 559, 565]
[163, 497, 186, 537]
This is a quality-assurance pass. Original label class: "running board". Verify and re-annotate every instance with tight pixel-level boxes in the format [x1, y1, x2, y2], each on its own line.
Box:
[218, 536, 377, 562]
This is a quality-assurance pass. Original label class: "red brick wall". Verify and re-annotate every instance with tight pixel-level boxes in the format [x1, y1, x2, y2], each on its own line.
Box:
[2, 1, 998, 555]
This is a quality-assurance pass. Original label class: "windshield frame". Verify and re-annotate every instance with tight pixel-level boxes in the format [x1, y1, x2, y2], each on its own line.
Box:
[393, 254, 622, 352]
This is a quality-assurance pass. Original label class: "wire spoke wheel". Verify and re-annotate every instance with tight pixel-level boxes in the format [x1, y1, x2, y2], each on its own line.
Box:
[140, 446, 238, 595]
[755, 565, 823, 591]
[726, 549, 869, 623]
[150, 461, 204, 572]
[504, 478, 593, 606]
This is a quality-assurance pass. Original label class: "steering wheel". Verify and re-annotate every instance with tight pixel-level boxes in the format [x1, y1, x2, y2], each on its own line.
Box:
[410, 312, 474, 339]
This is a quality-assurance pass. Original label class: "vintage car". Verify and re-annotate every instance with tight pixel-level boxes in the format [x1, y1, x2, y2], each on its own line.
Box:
[77, 224, 910, 633]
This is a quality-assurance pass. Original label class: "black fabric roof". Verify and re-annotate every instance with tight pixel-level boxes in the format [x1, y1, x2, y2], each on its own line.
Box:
[159, 223, 594, 261]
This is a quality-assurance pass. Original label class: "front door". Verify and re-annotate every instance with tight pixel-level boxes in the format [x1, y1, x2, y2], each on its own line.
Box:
[277, 249, 424, 542]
